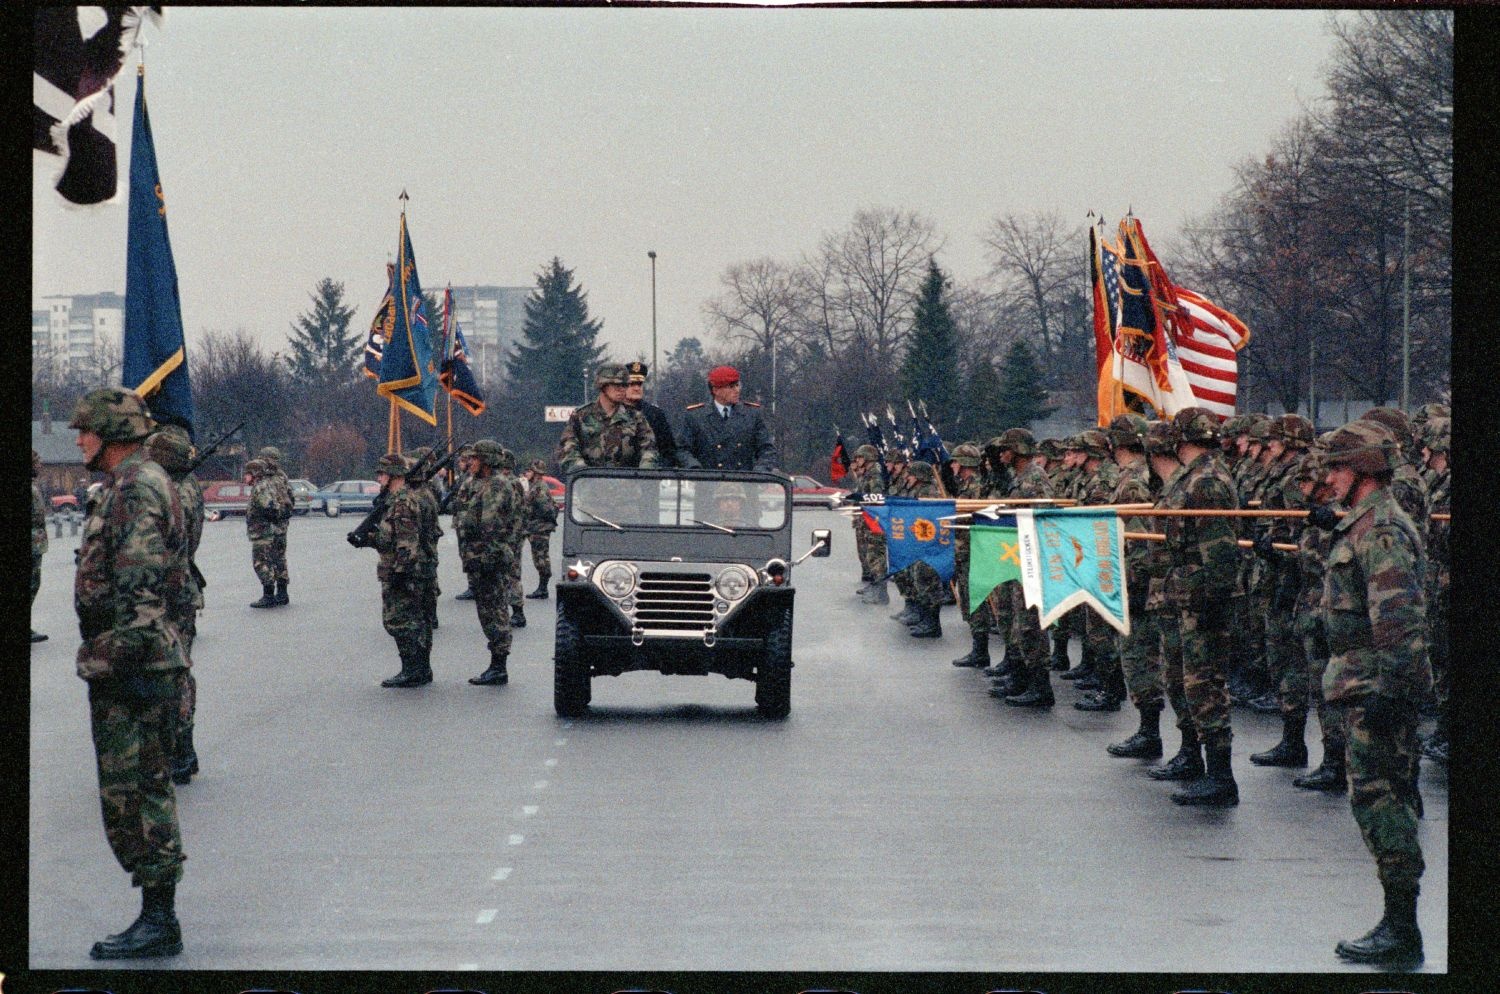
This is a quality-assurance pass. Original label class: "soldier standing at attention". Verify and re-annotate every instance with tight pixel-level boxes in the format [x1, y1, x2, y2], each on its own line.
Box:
[623, 360, 680, 467]
[989, 428, 1057, 707]
[405, 446, 443, 632]
[255, 446, 294, 606]
[450, 445, 480, 601]
[1315, 420, 1430, 967]
[496, 447, 528, 629]
[463, 440, 526, 687]
[899, 461, 947, 639]
[1159, 408, 1242, 807]
[245, 459, 292, 608]
[948, 443, 992, 668]
[848, 445, 891, 605]
[146, 426, 206, 786]
[70, 388, 189, 959]
[1070, 429, 1128, 712]
[678, 365, 778, 471]
[32, 449, 49, 643]
[522, 459, 559, 600]
[555, 364, 659, 474]
[1419, 419, 1449, 763]
[364, 453, 432, 688]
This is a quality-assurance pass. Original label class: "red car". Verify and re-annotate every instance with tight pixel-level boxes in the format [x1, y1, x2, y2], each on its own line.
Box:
[789, 474, 849, 509]
[544, 474, 564, 506]
[200, 480, 252, 521]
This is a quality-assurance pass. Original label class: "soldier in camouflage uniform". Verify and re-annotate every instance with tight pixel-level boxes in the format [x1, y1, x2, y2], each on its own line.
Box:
[1419, 418, 1449, 762]
[496, 447, 529, 629]
[463, 440, 527, 686]
[977, 437, 1015, 673]
[885, 450, 924, 625]
[555, 363, 660, 474]
[847, 445, 890, 605]
[1228, 413, 1273, 705]
[411, 446, 447, 630]
[522, 458, 559, 599]
[255, 446, 294, 606]
[1157, 408, 1242, 806]
[988, 429, 1058, 707]
[1069, 429, 1129, 711]
[450, 445, 480, 601]
[898, 461, 947, 639]
[70, 388, 188, 959]
[1314, 419, 1430, 967]
[1049, 437, 1093, 681]
[1361, 408, 1431, 534]
[948, 443, 993, 668]
[146, 427, 206, 786]
[32, 449, 49, 643]
[356, 453, 433, 688]
[245, 459, 293, 608]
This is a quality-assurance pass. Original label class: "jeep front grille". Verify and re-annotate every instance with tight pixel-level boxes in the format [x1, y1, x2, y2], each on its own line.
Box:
[633, 571, 715, 636]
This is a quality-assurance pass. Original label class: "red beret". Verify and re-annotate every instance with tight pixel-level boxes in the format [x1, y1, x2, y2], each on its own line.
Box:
[707, 365, 740, 389]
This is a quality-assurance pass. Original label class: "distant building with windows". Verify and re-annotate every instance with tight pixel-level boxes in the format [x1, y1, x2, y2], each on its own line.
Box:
[34, 292, 125, 380]
[439, 284, 530, 384]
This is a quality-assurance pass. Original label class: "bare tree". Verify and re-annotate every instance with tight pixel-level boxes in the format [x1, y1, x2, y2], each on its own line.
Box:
[821, 207, 943, 364]
[981, 209, 1084, 386]
[702, 258, 799, 411]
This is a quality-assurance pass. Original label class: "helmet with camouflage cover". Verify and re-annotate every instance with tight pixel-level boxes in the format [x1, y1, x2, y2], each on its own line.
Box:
[1172, 407, 1223, 445]
[1037, 438, 1062, 461]
[1106, 413, 1149, 451]
[1245, 416, 1274, 442]
[404, 446, 434, 481]
[1412, 402, 1450, 432]
[1291, 448, 1324, 485]
[994, 427, 1036, 457]
[887, 447, 911, 465]
[854, 444, 881, 462]
[375, 452, 413, 477]
[1240, 412, 1272, 439]
[950, 442, 982, 468]
[1322, 420, 1397, 476]
[530, 458, 548, 474]
[1221, 414, 1248, 438]
[905, 460, 935, 482]
[495, 446, 517, 472]
[243, 458, 267, 478]
[1421, 417, 1449, 455]
[1074, 429, 1112, 460]
[68, 387, 154, 443]
[1271, 413, 1314, 449]
[146, 425, 196, 474]
[1142, 420, 1180, 457]
[471, 439, 506, 469]
[594, 363, 630, 389]
[1360, 407, 1417, 456]
[256, 446, 282, 466]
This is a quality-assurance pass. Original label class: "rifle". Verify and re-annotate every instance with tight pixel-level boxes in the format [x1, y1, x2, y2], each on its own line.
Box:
[186, 421, 246, 475]
[347, 438, 466, 549]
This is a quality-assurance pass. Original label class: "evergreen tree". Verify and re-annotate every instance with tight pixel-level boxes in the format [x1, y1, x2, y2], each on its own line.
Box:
[286, 278, 361, 380]
[897, 259, 962, 430]
[506, 258, 607, 405]
[960, 356, 1008, 440]
[994, 338, 1050, 431]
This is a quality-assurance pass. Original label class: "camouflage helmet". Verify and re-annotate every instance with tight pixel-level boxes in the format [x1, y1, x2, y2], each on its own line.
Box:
[1421, 417, 1449, 455]
[376, 452, 413, 477]
[1245, 416, 1274, 442]
[1038, 437, 1064, 461]
[256, 446, 282, 465]
[887, 447, 911, 465]
[68, 387, 154, 443]
[995, 427, 1037, 456]
[457, 443, 478, 460]
[1241, 412, 1272, 439]
[243, 458, 267, 477]
[1291, 449, 1324, 485]
[405, 446, 434, 480]
[1271, 413, 1315, 449]
[1106, 413, 1149, 451]
[1360, 407, 1417, 455]
[530, 458, 548, 474]
[1412, 402, 1450, 431]
[146, 425, 196, 474]
[905, 460, 935, 482]
[496, 446, 517, 472]
[1221, 414, 1248, 438]
[594, 363, 630, 389]
[1142, 420, 1180, 457]
[1074, 429, 1112, 460]
[854, 444, 881, 462]
[471, 439, 506, 469]
[1322, 420, 1397, 476]
[1172, 407, 1222, 445]
[950, 442, 982, 468]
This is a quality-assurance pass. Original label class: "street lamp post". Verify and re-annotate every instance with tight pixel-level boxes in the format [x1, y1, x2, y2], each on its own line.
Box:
[648, 251, 657, 398]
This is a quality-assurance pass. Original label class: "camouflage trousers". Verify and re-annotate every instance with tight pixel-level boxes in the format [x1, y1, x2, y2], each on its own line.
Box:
[908, 560, 945, 607]
[1299, 611, 1345, 760]
[988, 580, 1014, 639]
[422, 567, 440, 627]
[508, 539, 526, 609]
[1428, 590, 1449, 728]
[469, 565, 514, 656]
[1344, 701, 1425, 889]
[1008, 583, 1048, 674]
[175, 617, 197, 736]
[1084, 611, 1119, 678]
[528, 532, 553, 583]
[1156, 608, 1193, 734]
[1180, 602, 1233, 748]
[381, 575, 431, 651]
[32, 552, 41, 607]
[251, 532, 288, 585]
[853, 520, 877, 583]
[1266, 603, 1309, 718]
[89, 673, 186, 887]
[1119, 608, 1162, 710]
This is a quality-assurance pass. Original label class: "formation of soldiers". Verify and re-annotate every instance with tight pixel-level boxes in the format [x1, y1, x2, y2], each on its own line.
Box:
[847, 402, 1450, 967]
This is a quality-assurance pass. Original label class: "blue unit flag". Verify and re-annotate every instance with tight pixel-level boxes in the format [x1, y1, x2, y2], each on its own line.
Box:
[377, 213, 439, 425]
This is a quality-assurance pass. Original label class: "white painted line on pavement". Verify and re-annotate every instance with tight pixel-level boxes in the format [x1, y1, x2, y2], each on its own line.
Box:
[521, 805, 539, 817]
[492, 867, 512, 881]
[508, 833, 525, 845]
[476, 909, 497, 924]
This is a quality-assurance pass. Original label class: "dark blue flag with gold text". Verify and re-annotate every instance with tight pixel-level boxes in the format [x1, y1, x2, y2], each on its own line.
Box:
[377, 213, 438, 425]
[438, 286, 485, 415]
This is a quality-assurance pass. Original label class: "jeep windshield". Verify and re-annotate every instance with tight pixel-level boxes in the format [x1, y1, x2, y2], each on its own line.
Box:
[569, 474, 788, 531]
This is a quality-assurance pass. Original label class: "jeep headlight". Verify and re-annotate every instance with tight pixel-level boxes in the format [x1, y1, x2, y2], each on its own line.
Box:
[598, 562, 636, 599]
[713, 565, 755, 601]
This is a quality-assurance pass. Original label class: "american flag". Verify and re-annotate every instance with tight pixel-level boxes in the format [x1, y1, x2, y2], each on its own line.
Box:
[1172, 287, 1251, 418]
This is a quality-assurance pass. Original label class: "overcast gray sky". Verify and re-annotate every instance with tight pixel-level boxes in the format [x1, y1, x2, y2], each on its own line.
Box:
[33, 7, 1340, 370]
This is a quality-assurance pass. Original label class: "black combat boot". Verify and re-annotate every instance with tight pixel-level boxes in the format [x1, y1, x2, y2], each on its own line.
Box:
[1003, 668, 1055, 708]
[1149, 728, 1204, 781]
[1058, 645, 1094, 682]
[1049, 632, 1071, 671]
[410, 642, 434, 686]
[988, 663, 1027, 698]
[1335, 883, 1423, 966]
[249, 583, 277, 608]
[469, 651, 509, 686]
[1250, 711, 1309, 767]
[1108, 704, 1164, 758]
[89, 884, 182, 959]
[952, 631, 990, 668]
[171, 726, 198, 785]
[381, 645, 424, 688]
[1076, 665, 1126, 711]
[274, 579, 289, 605]
[891, 599, 920, 625]
[455, 587, 476, 601]
[909, 603, 942, 639]
[526, 579, 550, 599]
[511, 603, 527, 629]
[1293, 752, 1348, 791]
[1172, 743, 1239, 806]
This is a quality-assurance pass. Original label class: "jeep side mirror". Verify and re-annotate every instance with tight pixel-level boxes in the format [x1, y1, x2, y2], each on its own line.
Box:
[810, 529, 831, 557]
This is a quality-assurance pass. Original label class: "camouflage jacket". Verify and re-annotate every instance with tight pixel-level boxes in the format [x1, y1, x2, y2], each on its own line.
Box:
[855, 462, 887, 497]
[449, 474, 479, 541]
[979, 465, 1012, 500]
[525, 477, 558, 535]
[1006, 460, 1054, 501]
[458, 473, 526, 574]
[414, 480, 442, 577]
[1108, 459, 1153, 599]
[1158, 450, 1239, 608]
[1049, 465, 1079, 501]
[1425, 467, 1449, 598]
[32, 480, 48, 557]
[373, 486, 424, 583]
[1142, 464, 1184, 609]
[247, 472, 293, 540]
[73, 449, 189, 680]
[1295, 508, 1334, 624]
[173, 473, 205, 613]
[1390, 462, 1430, 551]
[1321, 486, 1430, 705]
[1075, 461, 1120, 506]
[555, 400, 659, 474]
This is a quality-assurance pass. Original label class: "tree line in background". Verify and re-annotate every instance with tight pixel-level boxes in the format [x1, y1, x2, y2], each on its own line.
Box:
[32, 12, 1449, 482]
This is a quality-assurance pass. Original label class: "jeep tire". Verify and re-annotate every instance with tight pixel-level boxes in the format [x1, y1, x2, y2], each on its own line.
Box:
[755, 607, 793, 719]
[553, 606, 591, 717]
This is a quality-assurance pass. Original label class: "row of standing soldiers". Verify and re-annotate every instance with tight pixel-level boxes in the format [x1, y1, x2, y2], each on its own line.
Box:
[847, 401, 1449, 968]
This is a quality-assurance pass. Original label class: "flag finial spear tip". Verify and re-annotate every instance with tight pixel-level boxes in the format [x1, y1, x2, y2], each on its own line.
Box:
[399, 189, 409, 203]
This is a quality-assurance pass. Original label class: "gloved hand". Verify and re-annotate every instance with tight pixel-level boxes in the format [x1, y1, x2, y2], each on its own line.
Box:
[1307, 504, 1342, 530]
[1360, 693, 1409, 735]
[1251, 533, 1281, 562]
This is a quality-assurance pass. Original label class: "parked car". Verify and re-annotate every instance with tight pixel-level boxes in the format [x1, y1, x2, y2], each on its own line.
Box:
[789, 474, 849, 509]
[201, 480, 252, 522]
[49, 494, 79, 512]
[544, 474, 564, 506]
[310, 479, 382, 517]
[288, 478, 317, 516]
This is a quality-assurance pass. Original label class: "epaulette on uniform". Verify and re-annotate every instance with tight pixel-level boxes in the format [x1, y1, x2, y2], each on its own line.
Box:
[685, 402, 705, 411]
[743, 401, 762, 408]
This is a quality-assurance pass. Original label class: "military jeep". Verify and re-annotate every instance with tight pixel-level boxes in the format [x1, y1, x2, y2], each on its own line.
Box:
[554, 467, 831, 719]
